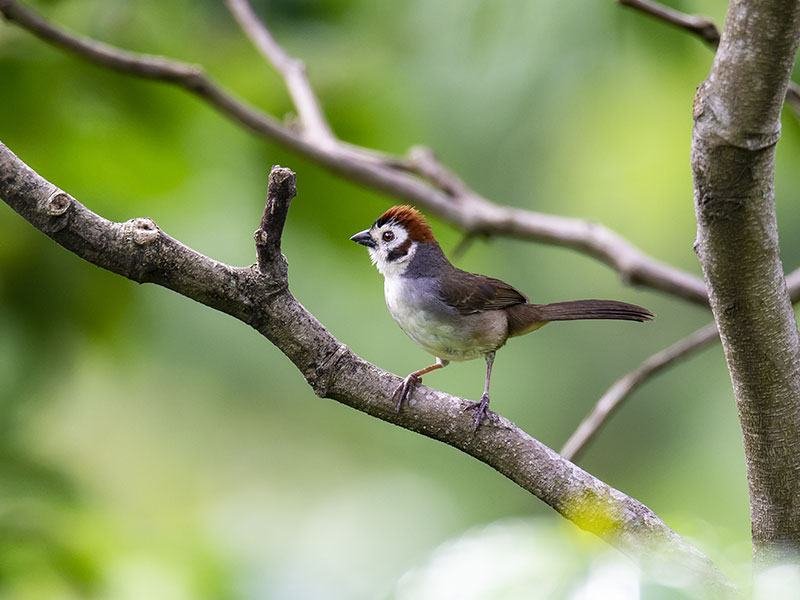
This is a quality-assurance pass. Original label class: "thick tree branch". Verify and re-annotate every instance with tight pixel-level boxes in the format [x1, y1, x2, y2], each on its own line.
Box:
[692, 0, 800, 561]
[618, 0, 800, 116]
[561, 322, 719, 462]
[0, 142, 733, 591]
[0, 0, 711, 306]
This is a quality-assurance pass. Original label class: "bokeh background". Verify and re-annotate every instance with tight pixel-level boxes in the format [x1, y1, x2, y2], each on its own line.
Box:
[2, 0, 800, 598]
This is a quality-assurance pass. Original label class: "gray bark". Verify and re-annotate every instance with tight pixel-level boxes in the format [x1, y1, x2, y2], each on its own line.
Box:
[692, 0, 800, 561]
[0, 142, 733, 592]
[0, 0, 710, 306]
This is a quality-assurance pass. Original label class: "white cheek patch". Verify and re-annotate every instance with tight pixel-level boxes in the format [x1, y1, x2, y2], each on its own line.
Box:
[375, 242, 416, 277]
[369, 225, 413, 277]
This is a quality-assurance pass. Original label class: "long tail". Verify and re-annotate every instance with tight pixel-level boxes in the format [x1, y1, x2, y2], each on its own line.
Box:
[506, 299, 653, 337]
[537, 299, 654, 322]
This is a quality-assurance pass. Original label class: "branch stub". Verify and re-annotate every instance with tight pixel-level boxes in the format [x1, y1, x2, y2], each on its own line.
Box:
[124, 217, 159, 246]
[43, 190, 72, 216]
[255, 165, 296, 272]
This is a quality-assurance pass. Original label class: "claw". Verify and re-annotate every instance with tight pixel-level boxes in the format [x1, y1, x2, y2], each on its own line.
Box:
[392, 373, 421, 412]
[463, 393, 491, 432]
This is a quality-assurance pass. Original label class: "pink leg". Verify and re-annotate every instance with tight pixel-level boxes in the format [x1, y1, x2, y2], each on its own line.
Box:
[463, 352, 495, 431]
[393, 357, 449, 412]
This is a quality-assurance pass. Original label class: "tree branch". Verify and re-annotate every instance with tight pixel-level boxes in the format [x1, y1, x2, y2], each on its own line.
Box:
[223, 0, 335, 144]
[0, 142, 733, 591]
[619, 0, 720, 45]
[255, 166, 296, 274]
[691, 0, 800, 562]
[561, 322, 720, 462]
[561, 268, 800, 463]
[0, 0, 712, 306]
[402, 145, 473, 198]
[618, 0, 800, 116]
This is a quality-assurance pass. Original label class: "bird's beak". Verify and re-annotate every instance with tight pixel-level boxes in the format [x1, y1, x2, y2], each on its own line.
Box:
[350, 229, 376, 248]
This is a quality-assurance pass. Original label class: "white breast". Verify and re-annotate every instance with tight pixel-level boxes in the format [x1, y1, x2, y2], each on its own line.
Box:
[383, 275, 507, 361]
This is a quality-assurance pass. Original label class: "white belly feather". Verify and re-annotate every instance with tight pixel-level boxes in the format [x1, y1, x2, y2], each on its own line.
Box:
[384, 276, 507, 362]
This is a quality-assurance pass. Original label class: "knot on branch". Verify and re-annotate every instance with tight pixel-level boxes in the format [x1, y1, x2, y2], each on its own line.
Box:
[117, 218, 160, 282]
[255, 165, 297, 274]
[305, 344, 351, 397]
[123, 217, 160, 246]
[693, 83, 781, 152]
[43, 190, 71, 216]
[37, 190, 73, 232]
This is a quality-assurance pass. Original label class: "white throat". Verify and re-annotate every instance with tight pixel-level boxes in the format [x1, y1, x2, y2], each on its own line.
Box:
[370, 241, 417, 279]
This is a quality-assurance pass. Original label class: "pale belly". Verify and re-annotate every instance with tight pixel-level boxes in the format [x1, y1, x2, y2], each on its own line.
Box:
[384, 276, 508, 362]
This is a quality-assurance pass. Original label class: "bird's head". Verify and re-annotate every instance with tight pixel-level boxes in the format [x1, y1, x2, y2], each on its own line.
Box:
[350, 205, 435, 277]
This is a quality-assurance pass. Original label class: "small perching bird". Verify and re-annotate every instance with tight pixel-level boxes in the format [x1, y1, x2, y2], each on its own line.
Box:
[351, 205, 653, 430]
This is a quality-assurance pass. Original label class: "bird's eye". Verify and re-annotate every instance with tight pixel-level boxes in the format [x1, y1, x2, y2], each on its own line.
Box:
[382, 231, 395, 242]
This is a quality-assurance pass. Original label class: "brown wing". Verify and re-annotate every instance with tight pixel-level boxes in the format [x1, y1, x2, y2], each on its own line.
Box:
[437, 269, 528, 315]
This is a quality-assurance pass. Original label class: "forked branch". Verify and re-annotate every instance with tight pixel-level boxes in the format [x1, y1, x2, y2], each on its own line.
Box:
[618, 0, 800, 115]
[562, 269, 800, 461]
[224, 0, 335, 144]
[0, 142, 732, 591]
[0, 0, 710, 306]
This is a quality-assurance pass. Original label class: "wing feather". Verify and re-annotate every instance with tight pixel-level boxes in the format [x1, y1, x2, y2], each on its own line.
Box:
[437, 270, 527, 314]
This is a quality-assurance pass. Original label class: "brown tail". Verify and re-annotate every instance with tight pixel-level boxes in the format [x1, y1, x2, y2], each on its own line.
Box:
[506, 299, 653, 337]
[537, 299, 654, 322]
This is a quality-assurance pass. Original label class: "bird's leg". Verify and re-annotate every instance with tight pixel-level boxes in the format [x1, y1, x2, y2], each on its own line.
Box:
[393, 357, 449, 412]
[464, 352, 495, 431]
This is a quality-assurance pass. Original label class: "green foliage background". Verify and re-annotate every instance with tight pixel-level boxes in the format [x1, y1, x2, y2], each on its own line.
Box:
[2, 0, 800, 597]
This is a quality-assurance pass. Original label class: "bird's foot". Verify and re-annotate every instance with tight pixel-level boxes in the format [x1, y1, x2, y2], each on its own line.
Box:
[463, 393, 491, 432]
[392, 373, 421, 413]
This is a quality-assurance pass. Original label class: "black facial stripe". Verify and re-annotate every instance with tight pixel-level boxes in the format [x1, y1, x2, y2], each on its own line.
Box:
[386, 238, 412, 262]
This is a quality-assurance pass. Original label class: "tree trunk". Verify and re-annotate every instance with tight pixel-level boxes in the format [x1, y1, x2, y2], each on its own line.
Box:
[692, 0, 800, 562]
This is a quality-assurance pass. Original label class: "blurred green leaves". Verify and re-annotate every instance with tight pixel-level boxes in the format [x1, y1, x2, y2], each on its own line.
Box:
[2, 0, 798, 597]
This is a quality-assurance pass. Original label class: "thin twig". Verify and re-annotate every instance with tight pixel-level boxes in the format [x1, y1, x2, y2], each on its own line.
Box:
[560, 322, 719, 462]
[224, 0, 335, 144]
[0, 142, 734, 592]
[787, 82, 800, 116]
[4, 0, 799, 472]
[787, 268, 800, 299]
[618, 0, 800, 117]
[618, 0, 719, 46]
[560, 262, 800, 462]
[0, 0, 712, 306]
[0, 0, 302, 145]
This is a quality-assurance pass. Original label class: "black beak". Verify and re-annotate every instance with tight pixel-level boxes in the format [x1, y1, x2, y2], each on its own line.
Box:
[350, 229, 376, 248]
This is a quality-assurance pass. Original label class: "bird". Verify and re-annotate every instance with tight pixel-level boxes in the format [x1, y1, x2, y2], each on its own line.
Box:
[350, 205, 654, 430]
